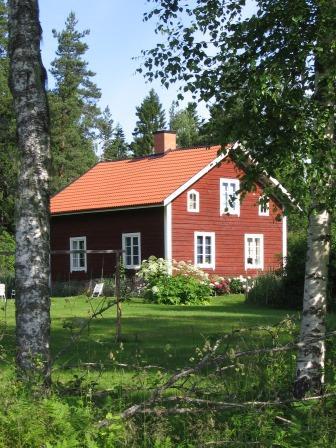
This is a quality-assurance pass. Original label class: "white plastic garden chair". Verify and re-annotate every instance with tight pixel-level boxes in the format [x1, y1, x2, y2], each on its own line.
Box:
[0, 284, 6, 302]
[91, 282, 104, 298]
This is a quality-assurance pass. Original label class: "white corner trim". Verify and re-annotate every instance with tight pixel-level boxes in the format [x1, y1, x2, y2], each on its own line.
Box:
[282, 215, 288, 266]
[164, 203, 172, 273]
[163, 145, 237, 206]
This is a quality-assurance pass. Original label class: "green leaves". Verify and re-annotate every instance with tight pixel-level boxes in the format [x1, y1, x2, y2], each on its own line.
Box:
[142, 0, 336, 211]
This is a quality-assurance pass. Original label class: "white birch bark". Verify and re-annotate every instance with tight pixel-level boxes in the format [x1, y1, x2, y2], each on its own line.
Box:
[8, 0, 51, 384]
[293, 208, 331, 398]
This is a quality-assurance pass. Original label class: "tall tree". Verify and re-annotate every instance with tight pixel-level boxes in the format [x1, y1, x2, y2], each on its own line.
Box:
[131, 89, 166, 156]
[143, 0, 335, 396]
[49, 12, 100, 193]
[8, 0, 51, 384]
[0, 0, 18, 233]
[99, 107, 129, 160]
[169, 101, 200, 147]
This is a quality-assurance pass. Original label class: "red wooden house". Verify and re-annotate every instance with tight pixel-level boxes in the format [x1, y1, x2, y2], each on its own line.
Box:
[50, 131, 288, 281]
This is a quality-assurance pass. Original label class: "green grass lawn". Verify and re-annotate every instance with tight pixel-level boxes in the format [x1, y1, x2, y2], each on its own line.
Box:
[2, 295, 336, 447]
[0, 295, 296, 389]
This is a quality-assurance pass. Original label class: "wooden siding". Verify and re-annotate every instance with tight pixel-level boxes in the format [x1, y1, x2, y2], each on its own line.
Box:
[171, 157, 283, 277]
[51, 207, 164, 281]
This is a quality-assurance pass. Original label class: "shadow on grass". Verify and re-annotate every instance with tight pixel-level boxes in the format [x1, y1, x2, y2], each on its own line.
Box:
[0, 296, 296, 377]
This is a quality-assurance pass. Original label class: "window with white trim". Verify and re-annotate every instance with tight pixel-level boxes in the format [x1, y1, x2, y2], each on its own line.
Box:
[70, 237, 87, 272]
[258, 196, 270, 216]
[245, 234, 264, 270]
[187, 189, 200, 212]
[194, 232, 215, 269]
[122, 233, 141, 269]
[220, 178, 240, 215]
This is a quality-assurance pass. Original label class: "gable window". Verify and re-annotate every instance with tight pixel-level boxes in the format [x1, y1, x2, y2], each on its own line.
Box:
[259, 196, 270, 216]
[122, 233, 141, 269]
[220, 178, 240, 215]
[70, 236, 87, 272]
[187, 189, 200, 212]
[245, 234, 264, 270]
[194, 232, 215, 269]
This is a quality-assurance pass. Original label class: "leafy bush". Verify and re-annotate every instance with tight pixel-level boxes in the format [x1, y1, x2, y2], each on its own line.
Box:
[139, 257, 211, 304]
[229, 277, 247, 294]
[0, 372, 126, 447]
[210, 277, 230, 295]
[245, 272, 285, 307]
[0, 230, 15, 275]
[51, 280, 90, 297]
[172, 259, 209, 282]
[246, 230, 336, 309]
[146, 274, 211, 305]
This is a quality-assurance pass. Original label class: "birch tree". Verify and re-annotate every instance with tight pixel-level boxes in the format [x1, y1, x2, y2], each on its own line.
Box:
[8, 0, 51, 385]
[142, 0, 336, 396]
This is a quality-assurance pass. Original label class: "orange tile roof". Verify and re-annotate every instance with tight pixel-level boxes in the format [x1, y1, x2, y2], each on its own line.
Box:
[50, 146, 223, 215]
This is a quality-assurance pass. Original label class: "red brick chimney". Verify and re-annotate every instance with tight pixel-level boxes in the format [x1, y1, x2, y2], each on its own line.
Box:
[153, 130, 177, 154]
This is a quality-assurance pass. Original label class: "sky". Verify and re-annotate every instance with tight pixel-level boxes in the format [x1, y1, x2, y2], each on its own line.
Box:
[39, 0, 201, 141]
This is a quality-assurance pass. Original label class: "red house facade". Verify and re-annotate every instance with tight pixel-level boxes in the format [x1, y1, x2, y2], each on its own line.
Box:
[50, 132, 287, 281]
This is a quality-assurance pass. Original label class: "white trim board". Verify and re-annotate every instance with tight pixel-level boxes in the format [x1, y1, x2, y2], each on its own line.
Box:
[164, 203, 172, 274]
[282, 216, 288, 266]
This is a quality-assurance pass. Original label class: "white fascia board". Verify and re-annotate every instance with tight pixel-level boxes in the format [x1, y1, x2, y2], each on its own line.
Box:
[164, 203, 173, 274]
[163, 145, 236, 206]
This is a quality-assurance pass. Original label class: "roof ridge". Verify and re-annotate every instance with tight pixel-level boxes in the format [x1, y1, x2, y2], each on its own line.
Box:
[99, 144, 221, 164]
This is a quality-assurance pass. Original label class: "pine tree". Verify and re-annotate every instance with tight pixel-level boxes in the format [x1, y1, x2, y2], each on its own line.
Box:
[99, 107, 129, 160]
[169, 101, 200, 147]
[131, 89, 165, 156]
[0, 0, 18, 233]
[49, 12, 100, 193]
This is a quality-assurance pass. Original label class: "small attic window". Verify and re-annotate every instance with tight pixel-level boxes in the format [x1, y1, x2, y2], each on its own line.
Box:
[259, 196, 270, 216]
[187, 189, 200, 212]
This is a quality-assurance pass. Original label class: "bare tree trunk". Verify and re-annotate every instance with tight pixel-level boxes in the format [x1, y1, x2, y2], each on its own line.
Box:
[8, 0, 51, 385]
[293, 208, 331, 398]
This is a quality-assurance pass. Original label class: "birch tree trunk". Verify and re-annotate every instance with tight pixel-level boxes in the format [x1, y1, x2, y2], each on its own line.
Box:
[293, 208, 331, 398]
[8, 0, 51, 385]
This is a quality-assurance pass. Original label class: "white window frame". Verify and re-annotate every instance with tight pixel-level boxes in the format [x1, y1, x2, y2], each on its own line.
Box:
[70, 236, 87, 272]
[122, 232, 141, 269]
[220, 178, 240, 216]
[194, 231, 215, 269]
[187, 189, 200, 213]
[258, 196, 270, 216]
[244, 234, 264, 270]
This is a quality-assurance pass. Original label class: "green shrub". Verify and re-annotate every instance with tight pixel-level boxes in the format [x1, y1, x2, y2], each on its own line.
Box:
[245, 273, 285, 307]
[51, 280, 90, 297]
[229, 277, 246, 294]
[146, 274, 211, 305]
[0, 230, 15, 275]
[138, 256, 211, 305]
[0, 373, 126, 447]
[246, 231, 336, 309]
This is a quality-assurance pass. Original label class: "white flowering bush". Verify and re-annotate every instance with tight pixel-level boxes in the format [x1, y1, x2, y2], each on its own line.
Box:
[172, 259, 209, 282]
[137, 256, 170, 284]
[137, 256, 211, 305]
